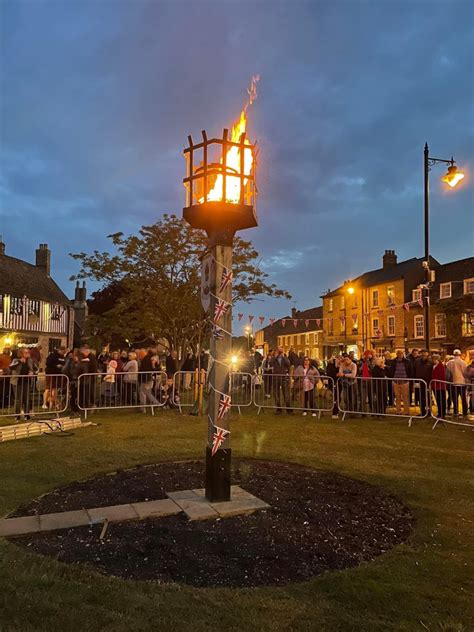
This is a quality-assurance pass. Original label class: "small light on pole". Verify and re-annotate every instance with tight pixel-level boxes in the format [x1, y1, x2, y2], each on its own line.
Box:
[441, 160, 465, 188]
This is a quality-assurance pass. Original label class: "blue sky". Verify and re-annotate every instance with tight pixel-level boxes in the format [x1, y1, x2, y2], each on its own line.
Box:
[1, 0, 473, 333]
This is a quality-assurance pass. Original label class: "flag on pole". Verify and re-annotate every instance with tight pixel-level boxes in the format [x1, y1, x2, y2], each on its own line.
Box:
[213, 300, 228, 323]
[219, 267, 233, 293]
[217, 394, 231, 421]
[211, 424, 230, 456]
[212, 326, 224, 340]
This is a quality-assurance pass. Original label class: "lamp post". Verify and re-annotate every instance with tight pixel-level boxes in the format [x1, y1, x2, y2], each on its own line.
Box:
[347, 285, 366, 353]
[423, 143, 464, 350]
[183, 127, 257, 502]
[244, 324, 252, 351]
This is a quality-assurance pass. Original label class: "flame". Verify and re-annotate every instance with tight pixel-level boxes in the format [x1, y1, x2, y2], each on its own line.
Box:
[201, 76, 259, 204]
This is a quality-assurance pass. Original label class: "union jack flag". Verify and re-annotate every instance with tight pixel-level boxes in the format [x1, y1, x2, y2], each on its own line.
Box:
[213, 299, 228, 323]
[238, 313, 244, 321]
[211, 424, 230, 457]
[248, 315, 254, 324]
[217, 393, 231, 420]
[219, 267, 233, 293]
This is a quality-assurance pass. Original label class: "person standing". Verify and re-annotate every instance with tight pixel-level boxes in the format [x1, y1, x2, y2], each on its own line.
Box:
[384, 351, 394, 407]
[326, 355, 340, 419]
[9, 349, 35, 421]
[270, 347, 292, 415]
[122, 351, 139, 405]
[371, 356, 387, 416]
[337, 355, 357, 412]
[299, 356, 319, 417]
[43, 346, 67, 410]
[358, 350, 374, 414]
[446, 349, 468, 418]
[407, 348, 420, 405]
[431, 353, 447, 420]
[465, 351, 474, 415]
[166, 350, 178, 379]
[77, 345, 98, 411]
[387, 350, 413, 416]
[414, 349, 433, 417]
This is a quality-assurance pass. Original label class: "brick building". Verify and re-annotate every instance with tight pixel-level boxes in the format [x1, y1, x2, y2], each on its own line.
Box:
[255, 306, 323, 359]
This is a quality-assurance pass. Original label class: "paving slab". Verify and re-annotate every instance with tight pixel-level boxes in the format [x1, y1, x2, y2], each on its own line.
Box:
[131, 498, 181, 519]
[171, 498, 219, 521]
[0, 515, 41, 537]
[167, 489, 199, 501]
[87, 504, 139, 523]
[40, 509, 91, 532]
[211, 497, 270, 518]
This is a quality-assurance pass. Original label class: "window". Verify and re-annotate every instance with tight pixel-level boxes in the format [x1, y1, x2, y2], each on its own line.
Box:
[312, 333, 318, 344]
[387, 286, 395, 305]
[435, 313, 446, 337]
[412, 288, 422, 302]
[328, 319, 334, 336]
[414, 315, 424, 339]
[311, 348, 317, 358]
[328, 298, 334, 312]
[440, 282, 452, 299]
[372, 318, 379, 336]
[305, 333, 310, 344]
[464, 278, 474, 294]
[372, 290, 379, 308]
[352, 315, 359, 331]
[387, 315, 395, 336]
[352, 293, 358, 308]
[48, 338, 62, 354]
[305, 348, 310, 357]
[462, 313, 473, 336]
[299, 334, 305, 345]
[340, 295, 345, 310]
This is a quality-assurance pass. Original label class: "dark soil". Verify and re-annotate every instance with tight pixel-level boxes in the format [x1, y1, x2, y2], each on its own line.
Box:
[11, 460, 414, 588]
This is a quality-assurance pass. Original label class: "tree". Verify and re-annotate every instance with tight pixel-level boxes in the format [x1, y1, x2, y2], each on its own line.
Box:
[70, 214, 290, 354]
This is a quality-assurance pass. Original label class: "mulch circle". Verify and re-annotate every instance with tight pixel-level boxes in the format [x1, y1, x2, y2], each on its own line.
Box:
[11, 460, 414, 588]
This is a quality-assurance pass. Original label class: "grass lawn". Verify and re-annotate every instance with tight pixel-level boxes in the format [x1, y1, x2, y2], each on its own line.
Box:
[0, 410, 473, 631]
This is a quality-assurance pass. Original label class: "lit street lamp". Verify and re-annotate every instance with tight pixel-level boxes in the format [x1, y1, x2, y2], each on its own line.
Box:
[346, 284, 366, 352]
[423, 143, 464, 350]
[244, 324, 253, 351]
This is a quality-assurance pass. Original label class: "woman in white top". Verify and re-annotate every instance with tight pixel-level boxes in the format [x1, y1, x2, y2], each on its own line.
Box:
[295, 356, 319, 416]
[122, 352, 138, 404]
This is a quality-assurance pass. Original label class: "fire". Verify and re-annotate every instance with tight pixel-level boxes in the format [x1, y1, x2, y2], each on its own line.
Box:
[202, 76, 259, 204]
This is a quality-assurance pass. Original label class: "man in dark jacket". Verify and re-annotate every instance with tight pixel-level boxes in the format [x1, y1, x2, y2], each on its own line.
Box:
[77, 346, 98, 410]
[414, 349, 433, 416]
[407, 348, 420, 405]
[165, 350, 178, 378]
[387, 350, 413, 415]
[43, 346, 67, 410]
[270, 347, 292, 414]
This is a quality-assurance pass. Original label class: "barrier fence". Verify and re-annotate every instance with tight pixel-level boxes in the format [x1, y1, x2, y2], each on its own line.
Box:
[76, 371, 168, 417]
[2, 369, 472, 431]
[0, 373, 69, 419]
[336, 376, 430, 425]
[253, 373, 335, 417]
[430, 379, 474, 429]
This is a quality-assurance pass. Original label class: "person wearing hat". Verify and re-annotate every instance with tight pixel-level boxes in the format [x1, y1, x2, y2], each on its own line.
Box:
[446, 350, 468, 417]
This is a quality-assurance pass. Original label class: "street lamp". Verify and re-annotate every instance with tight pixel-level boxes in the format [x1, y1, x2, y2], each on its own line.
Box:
[244, 324, 252, 351]
[183, 125, 257, 502]
[423, 143, 464, 350]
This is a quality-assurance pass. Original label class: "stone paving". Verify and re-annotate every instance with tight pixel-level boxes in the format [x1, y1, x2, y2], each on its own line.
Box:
[0, 486, 269, 536]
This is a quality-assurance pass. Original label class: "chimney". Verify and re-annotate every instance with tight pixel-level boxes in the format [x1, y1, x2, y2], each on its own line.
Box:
[35, 243, 51, 276]
[0, 236, 5, 256]
[74, 280, 87, 304]
[382, 249, 397, 269]
[291, 307, 298, 318]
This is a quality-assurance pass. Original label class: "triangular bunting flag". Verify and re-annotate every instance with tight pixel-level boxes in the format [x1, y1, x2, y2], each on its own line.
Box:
[316, 319, 321, 328]
[258, 316, 265, 325]
[417, 298, 424, 308]
[282, 319, 286, 327]
[248, 315, 254, 324]
[304, 319, 309, 327]
[403, 303, 410, 311]
[269, 318, 275, 326]
[293, 319, 298, 327]
[238, 313, 244, 321]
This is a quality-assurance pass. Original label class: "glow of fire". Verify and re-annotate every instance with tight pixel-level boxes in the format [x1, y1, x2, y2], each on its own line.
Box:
[202, 76, 259, 204]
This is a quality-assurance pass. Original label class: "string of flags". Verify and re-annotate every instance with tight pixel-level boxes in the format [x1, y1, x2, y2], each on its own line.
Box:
[236, 296, 431, 328]
[211, 423, 230, 456]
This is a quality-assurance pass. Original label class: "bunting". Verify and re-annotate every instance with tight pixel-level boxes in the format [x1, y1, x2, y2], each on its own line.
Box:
[213, 300, 228, 324]
[218, 267, 233, 293]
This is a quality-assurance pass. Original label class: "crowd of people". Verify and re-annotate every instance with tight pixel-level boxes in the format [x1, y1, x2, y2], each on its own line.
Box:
[0, 343, 473, 422]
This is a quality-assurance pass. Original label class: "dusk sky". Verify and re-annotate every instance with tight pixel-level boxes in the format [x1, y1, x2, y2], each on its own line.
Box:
[1, 0, 473, 333]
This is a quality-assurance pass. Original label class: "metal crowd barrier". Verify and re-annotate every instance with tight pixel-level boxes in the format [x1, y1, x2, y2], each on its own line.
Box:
[230, 372, 253, 413]
[172, 370, 207, 412]
[0, 373, 69, 419]
[253, 372, 334, 417]
[430, 379, 474, 429]
[336, 376, 430, 426]
[77, 371, 168, 418]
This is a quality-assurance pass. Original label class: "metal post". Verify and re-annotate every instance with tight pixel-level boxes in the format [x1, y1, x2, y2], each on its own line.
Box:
[424, 143, 431, 351]
[205, 236, 232, 502]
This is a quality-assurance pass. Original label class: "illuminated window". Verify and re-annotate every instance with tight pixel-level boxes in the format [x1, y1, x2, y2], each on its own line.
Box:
[328, 319, 334, 336]
[414, 315, 424, 339]
[387, 286, 395, 305]
[328, 298, 334, 312]
[340, 295, 345, 310]
[372, 290, 379, 308]
[412, 288, 422, 302]
[463, 278, 474, 294]
[435, 313, 446, 337]
[462, 313, 473, 336]
[387, 315, 395, 336]
[440, 283, 452, 299]
[372, 318, 379, 336]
